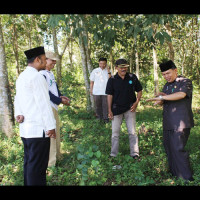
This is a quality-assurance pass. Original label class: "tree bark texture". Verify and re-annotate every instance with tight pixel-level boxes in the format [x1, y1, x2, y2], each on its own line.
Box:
[0, 17, 14, 137]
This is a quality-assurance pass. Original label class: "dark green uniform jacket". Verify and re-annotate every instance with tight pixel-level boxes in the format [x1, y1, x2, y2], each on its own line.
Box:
[162, 75, 194, 130]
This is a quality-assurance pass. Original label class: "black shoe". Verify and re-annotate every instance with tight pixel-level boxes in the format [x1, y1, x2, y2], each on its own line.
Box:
[132, 155, 141, 161]
[103, 119, 109, 124]
[187, 177, 194, 182]
[184, 177, 194, 185]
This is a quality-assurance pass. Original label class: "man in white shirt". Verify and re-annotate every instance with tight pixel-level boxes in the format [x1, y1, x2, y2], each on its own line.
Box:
[90, 58, 111, 123]
[14, 46, 56, 186]
[40, 51, 70, 167]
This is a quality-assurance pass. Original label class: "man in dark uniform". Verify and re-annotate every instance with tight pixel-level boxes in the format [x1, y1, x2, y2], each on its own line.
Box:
[147, 60, 194, 181]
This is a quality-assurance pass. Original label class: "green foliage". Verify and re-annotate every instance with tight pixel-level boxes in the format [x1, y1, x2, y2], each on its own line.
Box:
[76, 144, 103, 185]
[0, 132, 24, 185]
[48, 15, 66, 28]
[1, 70, 200, 186]
[1, 14, 200, 186]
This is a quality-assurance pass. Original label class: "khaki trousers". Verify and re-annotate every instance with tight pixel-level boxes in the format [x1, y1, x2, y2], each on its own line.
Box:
[48, 107, 61, 167]
[110, 110, 139, 157]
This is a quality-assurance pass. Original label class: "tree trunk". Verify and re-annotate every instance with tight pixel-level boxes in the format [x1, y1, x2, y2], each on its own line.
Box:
[84, 42, 95, 110]
[24, 16, 32, 49]
[109, 48, 114, 74]
[68, 38, 73, 69]
[52, 27, 62, 87]
[0, 17, 14, 137]
[195, 16, 199, 85]
[135, 51, 139, 79]
[153, 46, 159, 95]
[83, 30, 93, 74]
[78, 33, 92, 111]
[81, 16, 94, 110]
[32, 15, 42, 46]
[129, 47, 133, 74]
[181, 40, 186, 75]
[152, 23, 159, 95]
[82, 15, 93, 74]
[189, 18, 195, 76]
[165, 23, 174, 61]
[12, 15, 20, 76]
[52, 27, 70, 87]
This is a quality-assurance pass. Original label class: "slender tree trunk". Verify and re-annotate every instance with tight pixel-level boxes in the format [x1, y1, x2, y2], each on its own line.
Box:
[52, 27, 70, 87]
[12, 15, 20, 76]
[68, 27, 74, 69]
[84, 32, 93, 74]
[85, 42, 95, 110]
[82, 17, 93, 74]
[52, 27, 62, 87]
[81, 16, 94, 110]
[195, 16, 200, 85]
[0, 17, 14, 137]
[181, 40, 186, 75]
[109, 48, 114, 74]
[24, 16, 32, 49]
[129, 47, 133, 74]
[135, 51, 139, 79]
[165, 23, 174, 61]
[32, 15, 42, 46]
[78, 33, 92, 111]
[182, 55, 185, 76]
[68, 38, 73, 69]
[189, 18, 195, 76]
[152, 23, 159, 95]
[153, 46, 159, 95]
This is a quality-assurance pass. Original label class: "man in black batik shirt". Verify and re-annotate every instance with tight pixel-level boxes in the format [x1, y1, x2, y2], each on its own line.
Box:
[147, 60, 194, 181]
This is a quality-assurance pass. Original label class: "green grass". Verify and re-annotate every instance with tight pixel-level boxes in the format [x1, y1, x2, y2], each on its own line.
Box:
[1, 73, 200, 186]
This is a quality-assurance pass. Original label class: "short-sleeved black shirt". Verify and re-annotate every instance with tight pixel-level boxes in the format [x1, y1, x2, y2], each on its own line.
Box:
[105, 72, 143, 116]
[162, 75, 194, 130]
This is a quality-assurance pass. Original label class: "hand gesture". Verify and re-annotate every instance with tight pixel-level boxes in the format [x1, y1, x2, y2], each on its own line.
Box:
[60, 96, 70, 106]
[146, 92, 166, 105]
[46, 129, 56, 139]
[130, 102, 138, 112]
[107, 65, 110, 72]
[155, 92, 167, 97]
[108, 111, 113, 120]
[146, 97, 163, 106]
[16, 115, 24, 123]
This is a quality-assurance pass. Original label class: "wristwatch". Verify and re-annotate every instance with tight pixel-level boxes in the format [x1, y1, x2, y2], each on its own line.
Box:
[159, 95, 164, 100]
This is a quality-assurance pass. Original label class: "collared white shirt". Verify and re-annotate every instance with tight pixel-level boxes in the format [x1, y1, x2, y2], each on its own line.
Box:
[89, 67, 111, 95]
[14, 66, 56, 138]
[39, 70, 59, 110]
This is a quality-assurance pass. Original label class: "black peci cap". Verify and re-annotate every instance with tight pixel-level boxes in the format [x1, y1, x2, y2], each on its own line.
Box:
[24, 46, 45, 60]
[159, 60, 177, 72]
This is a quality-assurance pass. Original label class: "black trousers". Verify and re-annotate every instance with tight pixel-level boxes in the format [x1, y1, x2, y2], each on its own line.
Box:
[163, 128, 193, 181]
[21, 133, 50, 186]
[93, 95, 108, 121]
